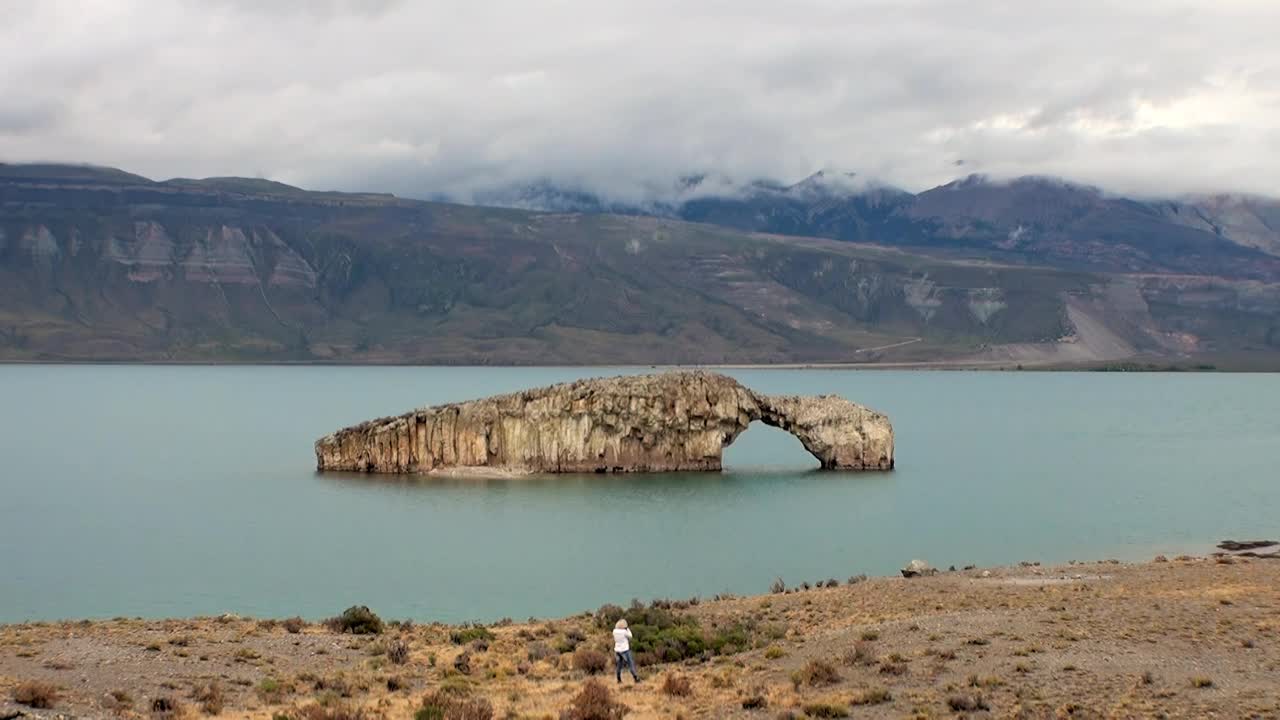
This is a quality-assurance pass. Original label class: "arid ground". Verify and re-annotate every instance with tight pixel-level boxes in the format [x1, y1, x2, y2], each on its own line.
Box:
[3, 556, 1278, 719]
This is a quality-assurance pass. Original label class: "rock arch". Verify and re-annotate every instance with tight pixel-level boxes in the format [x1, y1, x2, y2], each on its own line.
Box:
[315, 371, 893, 474]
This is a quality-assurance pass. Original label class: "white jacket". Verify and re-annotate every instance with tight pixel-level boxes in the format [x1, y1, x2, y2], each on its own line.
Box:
[613, 627, 632, 653]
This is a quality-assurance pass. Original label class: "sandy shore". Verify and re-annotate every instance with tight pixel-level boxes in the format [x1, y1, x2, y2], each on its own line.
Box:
[3, 556, 1278, 719]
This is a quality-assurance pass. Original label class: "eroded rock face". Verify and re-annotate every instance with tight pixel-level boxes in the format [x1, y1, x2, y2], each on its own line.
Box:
[315, 371, 893, 474]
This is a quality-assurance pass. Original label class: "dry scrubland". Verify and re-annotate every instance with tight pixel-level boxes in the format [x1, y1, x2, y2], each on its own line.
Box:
[3, 557, 1279, 719]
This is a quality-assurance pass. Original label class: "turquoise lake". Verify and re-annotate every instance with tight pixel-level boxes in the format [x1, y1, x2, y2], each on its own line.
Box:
[1, 366, 1277, 624]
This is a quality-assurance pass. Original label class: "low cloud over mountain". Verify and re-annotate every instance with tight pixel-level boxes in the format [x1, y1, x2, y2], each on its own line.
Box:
[2, 1, 1279, 200]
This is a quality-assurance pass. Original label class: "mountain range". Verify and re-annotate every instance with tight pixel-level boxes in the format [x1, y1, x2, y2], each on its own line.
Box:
[469, 170, 1280, 277]
[2, 162, 1279, 366]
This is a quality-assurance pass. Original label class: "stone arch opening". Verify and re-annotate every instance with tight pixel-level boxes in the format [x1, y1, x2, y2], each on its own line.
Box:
[722, 420, 821, 471]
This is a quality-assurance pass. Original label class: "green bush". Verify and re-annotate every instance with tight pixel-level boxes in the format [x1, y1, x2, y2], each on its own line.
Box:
[634, 621, 707, 664]
[450, 625, 495, 645]
[326, 606, 383, 635]
[594, 600, 767, 666]
[708, 623, 752, 654]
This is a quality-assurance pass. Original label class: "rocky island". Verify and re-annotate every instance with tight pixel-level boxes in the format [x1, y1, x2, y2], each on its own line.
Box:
[315, 371, 894, 474]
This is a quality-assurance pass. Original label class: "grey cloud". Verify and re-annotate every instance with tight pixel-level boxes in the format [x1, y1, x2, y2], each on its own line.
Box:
[0, 100, 61, 135]
[0, 0, 1276, 199]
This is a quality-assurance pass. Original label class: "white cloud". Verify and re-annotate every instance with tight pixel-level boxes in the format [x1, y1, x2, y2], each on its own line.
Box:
[1, 0, 1277, 198]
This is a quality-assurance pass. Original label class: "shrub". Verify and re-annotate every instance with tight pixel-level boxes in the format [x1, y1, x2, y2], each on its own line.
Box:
[594, 604, 626, 628]
[151, 696, 182, 718]
[450, 625, 495, 646]
[192, 681, 225, 714]
[947, 695, 990, 711]
[709, 623, 752, 655]
[842, 641, 875, 666]
[283, 616, 306, 634]
[574, 648, 609, 675]
[417, 689, 494, 720]
[793, 660, 841, 688]
[878, 660, 907, 676]
[859, 630, 879, 641]
[741, 694, 768, 710]
[770, 578, 787, 594]
[802, 702, 848, 718]
[599, 603, 758, 666]
[661, 674, 692, 697]
[764, 646, 787, 660]
[104, 689, 133, 711]
[453, 651, 473, 675]
[527, 641, 555, 662]
[824, 579, 840, 588]
[388, 639, 411, 665]
[847, 574, 867, 585]
[258, 677, 291, 704]
[1191, 676, 1214, 688]
[327, 606, 383, 635]
[559, 679, 628, 720]
[850, 687, 891, 706]
[12, 681, 59, 709]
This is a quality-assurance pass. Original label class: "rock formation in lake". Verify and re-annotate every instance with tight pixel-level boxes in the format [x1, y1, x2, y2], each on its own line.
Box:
[315, 372, 893, 474]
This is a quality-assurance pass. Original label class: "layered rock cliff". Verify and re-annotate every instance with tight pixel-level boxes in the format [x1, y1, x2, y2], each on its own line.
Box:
[315, 372, 894, 474]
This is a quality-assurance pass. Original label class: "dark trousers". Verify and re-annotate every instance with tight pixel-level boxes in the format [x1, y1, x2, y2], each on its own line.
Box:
[615, 650, 638, 682]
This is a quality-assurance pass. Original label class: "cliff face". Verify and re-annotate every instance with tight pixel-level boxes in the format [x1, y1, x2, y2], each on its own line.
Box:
[315, 372, 894, 474]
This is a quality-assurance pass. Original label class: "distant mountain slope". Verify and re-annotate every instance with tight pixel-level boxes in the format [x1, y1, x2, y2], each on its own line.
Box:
[2, 164, 1278, 364]
[467, 172, 1280, 279]
[1156, 194, 1280, 257]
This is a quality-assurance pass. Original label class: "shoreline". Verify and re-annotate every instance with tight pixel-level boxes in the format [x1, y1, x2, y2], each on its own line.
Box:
[0, 536, 1254, 627]
[4, 554, 1277, 719]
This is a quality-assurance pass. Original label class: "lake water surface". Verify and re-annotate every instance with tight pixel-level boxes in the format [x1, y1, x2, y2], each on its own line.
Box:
[1, 366, 1277, 624]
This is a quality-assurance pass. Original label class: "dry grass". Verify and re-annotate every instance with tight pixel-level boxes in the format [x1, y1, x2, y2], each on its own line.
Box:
[191, 680, 225, 715]
[293, 704, 369, 720]
[660, 673, 693, 697]
[559, 679, 627, 720]
[801, 700, 849, 718]
[12, 680, 59, 708]
[792, 659, 841, 689]
[1, 559, 1276, 719]
[416, 687, 494, 720]
[849, 687, 892, 706]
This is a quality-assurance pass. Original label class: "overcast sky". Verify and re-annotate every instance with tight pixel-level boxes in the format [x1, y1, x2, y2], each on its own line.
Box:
[2, 0, 1278, 200]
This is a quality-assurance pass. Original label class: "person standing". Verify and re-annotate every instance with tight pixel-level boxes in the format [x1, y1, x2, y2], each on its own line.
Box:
[613, 619, 639, 683]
